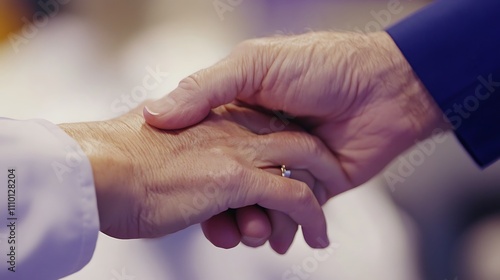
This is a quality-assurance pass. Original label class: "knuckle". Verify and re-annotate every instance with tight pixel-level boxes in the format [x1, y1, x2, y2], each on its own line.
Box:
[219, 157, 247, 187]
[234, 38, 272, 63]
[225, 165, 255, 207]
[212, 137, 261, 166]
[234, 138, 261, 161]
[289, 181, 314, 206]
[228, 159, 247, 179]
[234, 39, 259, 52]
[290, 133, 325, 158]
[178, 73, 202, 94]
[208, 148, 239, 171]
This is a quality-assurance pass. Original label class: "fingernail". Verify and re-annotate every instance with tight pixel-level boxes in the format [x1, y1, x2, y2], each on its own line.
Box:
[242, 236, 267, 246]
[145, 96, 176, 116]
[144, 106, 160, 116]
[271, 242, 290, 255]
[316, 236, 330, 248]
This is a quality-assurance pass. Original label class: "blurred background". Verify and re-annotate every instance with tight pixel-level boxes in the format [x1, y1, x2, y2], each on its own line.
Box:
[2, 0, 500, 279]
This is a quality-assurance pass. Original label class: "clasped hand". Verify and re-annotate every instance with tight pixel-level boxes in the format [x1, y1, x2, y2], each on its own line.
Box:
[63, 102, 348, 253]
[67, 31, 444, 255]
[143, 31, 445, 253]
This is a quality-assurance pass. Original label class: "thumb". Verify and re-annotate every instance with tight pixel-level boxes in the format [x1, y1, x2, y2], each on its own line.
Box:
[144, 57, 255, 129]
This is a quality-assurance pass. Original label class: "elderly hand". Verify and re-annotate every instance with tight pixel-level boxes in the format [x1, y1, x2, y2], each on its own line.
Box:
[60, 103, 342, 250]
[143, 31, 447, 251]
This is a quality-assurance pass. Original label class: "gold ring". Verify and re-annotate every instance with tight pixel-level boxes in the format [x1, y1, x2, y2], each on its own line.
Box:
[281, 165, 291, 178]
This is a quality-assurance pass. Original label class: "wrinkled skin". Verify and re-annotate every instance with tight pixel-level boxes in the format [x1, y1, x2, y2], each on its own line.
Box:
[62, 103, 350, 249]
[144, 31, 446, 253]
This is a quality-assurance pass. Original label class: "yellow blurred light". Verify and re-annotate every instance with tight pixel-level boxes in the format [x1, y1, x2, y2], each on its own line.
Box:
[0, 2, 28, 42]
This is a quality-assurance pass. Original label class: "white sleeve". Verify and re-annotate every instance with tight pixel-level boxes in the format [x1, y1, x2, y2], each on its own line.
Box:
[0, 118, 99, 280]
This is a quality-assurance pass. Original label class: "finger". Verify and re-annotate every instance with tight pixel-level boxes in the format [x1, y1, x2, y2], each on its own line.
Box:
[214, 103, 303, 135]
[214, 104, 350, 199]
[201, 165, 317, 251]
[256, 131, 352, 199]
[201, 210, 241, 249]
[228, 168, 329, 249]
[267, 210, 298, 254]
[264, 167, 310, 254]
[235, 167, 314, 251]
[143, 53, 259, 129]
[236, 206, 271, 247]
[264, 167, 315, 191]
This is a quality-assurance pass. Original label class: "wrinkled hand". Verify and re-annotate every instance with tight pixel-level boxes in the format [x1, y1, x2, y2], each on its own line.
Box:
[144, 32, 446, 251]
[60, 103, 343, 250]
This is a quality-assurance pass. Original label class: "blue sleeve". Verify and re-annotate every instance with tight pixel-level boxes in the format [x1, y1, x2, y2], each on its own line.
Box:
[386, 0, 500, 167]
